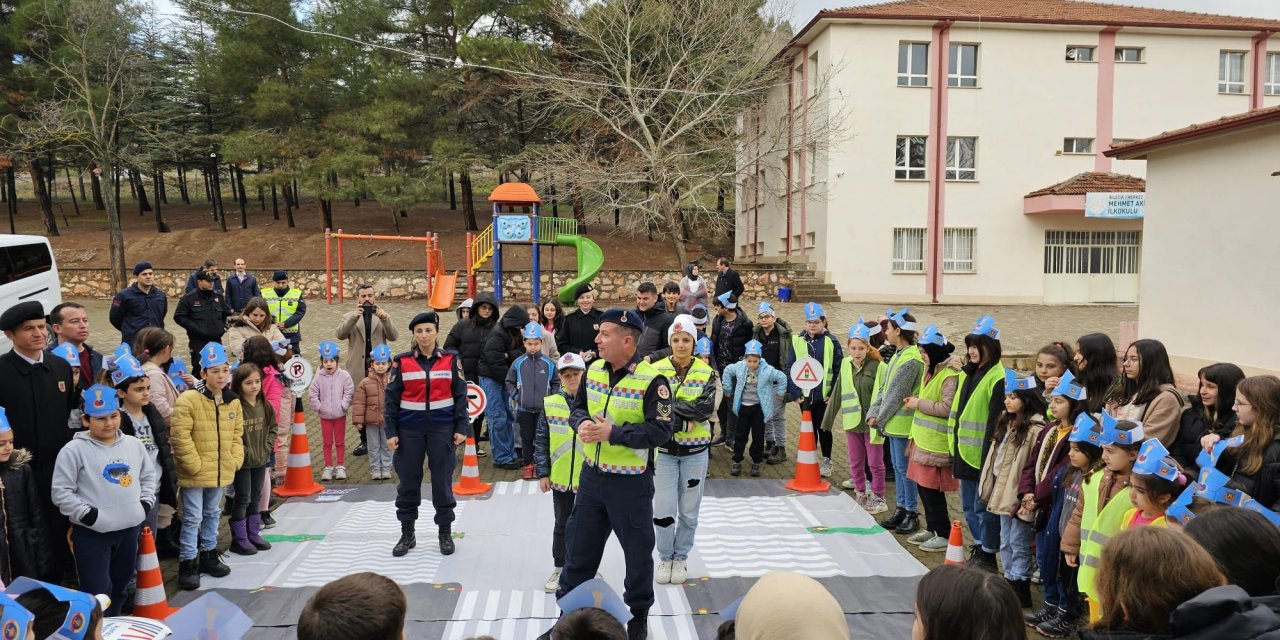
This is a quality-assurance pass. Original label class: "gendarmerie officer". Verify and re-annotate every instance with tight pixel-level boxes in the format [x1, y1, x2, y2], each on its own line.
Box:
[384, 311, 468, 557]
[554, 308, 675, 640]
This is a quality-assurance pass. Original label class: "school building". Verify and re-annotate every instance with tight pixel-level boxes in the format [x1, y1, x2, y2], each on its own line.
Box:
[737, 0, 1280, 304]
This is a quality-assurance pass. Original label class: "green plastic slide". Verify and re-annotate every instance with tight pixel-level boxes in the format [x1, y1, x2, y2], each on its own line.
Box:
[555, 234, 604, 305]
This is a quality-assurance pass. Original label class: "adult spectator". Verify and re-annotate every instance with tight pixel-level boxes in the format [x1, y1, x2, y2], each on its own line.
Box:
[183, 258, 223, 296]
[1201, 375, 1280, 511]
[557, 284, 602, 361]
[480, 303, 530, 469]
[337, 284, 399, 457]
[226, 297, 286, 358]
[110, 262, 167, 346]
[225, 257, 262, 314]
[1175, 363, 1245, 474]
[1184, 507, 1280, 598]
[710, 293, 752, 446]
[263, 270, 306, 355]
[1106, 338, 1186, 446]
[48, 302, 102, 392]
[174, 270, 230, 374]
[678, 262, 709, 312]
[713, 257, 743, 300]
[636, 282, 674, 359]
[0, 301, 78, 581]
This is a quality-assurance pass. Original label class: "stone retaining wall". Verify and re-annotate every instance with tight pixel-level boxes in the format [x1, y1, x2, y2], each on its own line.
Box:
[60, 268, 799, 304]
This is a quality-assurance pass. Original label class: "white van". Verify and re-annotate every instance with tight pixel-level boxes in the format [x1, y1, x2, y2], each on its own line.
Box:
[0, 235, 61, 353]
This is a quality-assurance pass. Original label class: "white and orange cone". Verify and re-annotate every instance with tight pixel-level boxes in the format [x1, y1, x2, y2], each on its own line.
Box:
[274, 409, 324, 497]
[785, 410, 830, 493]
[134, 526, 179, 619]
[944, 520, 966, 565]
[453, 436, 492, 495]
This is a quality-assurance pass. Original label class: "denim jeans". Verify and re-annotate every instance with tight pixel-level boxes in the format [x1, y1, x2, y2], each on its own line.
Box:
[887, 436, 917, 511]
[960, 478, 1001, 554]
[180, 487, 224, 561]
[999, 515, 1035, 580]
[654, 450, 709, 562]
[1037, 527, 1063, 607]
[479, 376, 515, 464]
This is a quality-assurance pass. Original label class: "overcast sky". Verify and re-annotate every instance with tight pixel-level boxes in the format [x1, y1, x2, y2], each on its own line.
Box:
[780, 0, 1280, 29]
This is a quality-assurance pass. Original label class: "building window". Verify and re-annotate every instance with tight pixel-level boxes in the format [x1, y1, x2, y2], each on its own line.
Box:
[948, 43, 979, 87]
[1066, 46, 1095, 62]
[1063, 138, 1094, 154]
[809, 50, 820, 97]
[807, 143, 818, 185]
[1114, 47, 1144, 63]
[944, 228, 976, 273]
[893, 228, 926, 273]
[895, 136, 927, 180]
[1267, 53, 1280, 96]
[946, 137, 977, 180]
[1044, 231, 1141, 275]
[898, 42, 929, 87]
[1219, 51, 1246, 94]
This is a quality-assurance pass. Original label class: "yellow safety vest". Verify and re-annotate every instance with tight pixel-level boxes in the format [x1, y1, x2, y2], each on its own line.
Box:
[651, 357, 714, 446]
[262, 288, 303, 330]
[911, 368, 961, 455]
[1078, 474, 1131, 601]
[792, 333, 835, 399]
[1121, 508, 1169, 530]
[583, 359, 659, 474]
[875, 345, 924, 438]
[839, 359, 884, 445]
[544, 393, 583, 492]
[949, 364, 1006, 469]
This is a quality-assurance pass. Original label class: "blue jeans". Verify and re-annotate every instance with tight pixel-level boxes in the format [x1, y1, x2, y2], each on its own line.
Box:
[180, 487, 224, 561]
[999, 515, 1034, 580]
[887, 436, 917, 511]
[1037, 527, 1063, 608]
[480, 377, 515, 464]
[960, 478, 1000, 553]
[654, 450, 709, 562]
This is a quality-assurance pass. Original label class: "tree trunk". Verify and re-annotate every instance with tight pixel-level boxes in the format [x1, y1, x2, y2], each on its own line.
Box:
[291, 178, 300, 207]
[321, 198, 333, 231]
[45, 153, 56, 203]
[570, 182, 585, 231]
[178, 164, 190, 204]
[29, 157, 59, 236]
[77, 169, 86, 202]
[89, 162, 106, 210]
[131, 168, 152, 214]
[448, 172, 456, 210]
[64, 165, 80, 216]
[158, 169, 167, 205]
[203, 167, 212, 202]
[270, 179, 280, 220]
[235, 166, 248, 229]
[210, 163, 226, 232]
[459, 171, 477, 231]
[5, 167, 16, 234]
[663, 195, 690, 266]
[282, 181, 296, 228]
[128, 168, 138, 201]
[152, 167, 168, 233]
[1, 171, 7, 203]
[102, 158, 127, 291]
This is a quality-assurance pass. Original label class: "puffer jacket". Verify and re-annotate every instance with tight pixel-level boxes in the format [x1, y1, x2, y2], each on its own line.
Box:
[0, 449, 51, 583]
[225, 317, 287, 360]
[308, 368, 355, 420]
[444, 292, 498, 380]
[979, 415, 1047, 515]
[480, 304, 530, 381]
[722, 360, 789, 420]
[170, 386, 245, 488]
[353, 373, 388, 427]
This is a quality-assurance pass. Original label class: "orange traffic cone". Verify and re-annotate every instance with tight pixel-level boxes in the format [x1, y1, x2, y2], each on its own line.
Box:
[784, 409, 830, 493]
[944, 520, 966, 565]
[134, 526, 178, 619]
[274, 409, 325, 497]
[453, 436, 492, 495]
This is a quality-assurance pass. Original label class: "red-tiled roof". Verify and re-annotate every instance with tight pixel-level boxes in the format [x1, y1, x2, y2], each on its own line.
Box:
[802, 0, 1280, 37]
[1025, 172, 1145, 197]
[1106, 105, 1280, 158]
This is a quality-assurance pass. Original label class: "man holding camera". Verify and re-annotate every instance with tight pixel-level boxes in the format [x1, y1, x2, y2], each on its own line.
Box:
[336, 283, 398, 456]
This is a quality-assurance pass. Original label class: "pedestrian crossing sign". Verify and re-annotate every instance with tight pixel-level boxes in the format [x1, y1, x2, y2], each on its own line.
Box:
[790, 357, 824, 392]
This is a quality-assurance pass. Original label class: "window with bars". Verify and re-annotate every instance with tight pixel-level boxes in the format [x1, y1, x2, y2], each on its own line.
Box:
[1220, 51, 1246, 94]
[896, 136, 927, 180]
[1043, 231, 1142, 275]
[944, 228, 976, 272]
[898, 42, 929, 86]
[1063, 138, 1094, 154]
[892, 228, 977, 273]
[1066, 46, 1095, 62]
[1267, 53, 1280, 96]
[946, 137, 977, 180]
[893, 228, 926, 273]
[948, 43, 979, 87]
[1115, 47, 1144, 63]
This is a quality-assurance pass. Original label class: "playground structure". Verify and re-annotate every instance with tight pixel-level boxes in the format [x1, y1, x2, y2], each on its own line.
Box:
[324, 229, 459, 310]
[467, 182, 605, 304]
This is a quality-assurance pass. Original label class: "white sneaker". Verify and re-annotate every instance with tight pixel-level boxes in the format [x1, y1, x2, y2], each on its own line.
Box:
[908, 530, 935, 545]
[335, 466, 347, 480]
[865, 494, 889, 515]
[840, 479, 857, 490]
[320, 466, 333, 481]
[656, 560, 672, 584]
[819, 457, 833, 477]
[544, 568, 562, 593]
[670, 560, 688, 585]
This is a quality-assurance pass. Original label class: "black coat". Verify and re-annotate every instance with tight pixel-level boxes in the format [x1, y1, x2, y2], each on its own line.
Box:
[0, 449, 51, 583]
[709, 311, 753, 373]
[1217, 433, 1280, 511]
[1174, 400, 1236, 476]
[636, 305, 674, 359]
[173, 288, 230, 344]
[184, 268, 224, 297]
[0, 351, 77, 496]
[713, 268, 744, 299]
[1077, 586, 1280, 640]
[225, 273, 262, 313]
[443, 292, 499, 381]
[110, 283, 168, 346]
[480, 305, 530, 381]
[558, 307, 602, 356]
[119, 403, 179, 509]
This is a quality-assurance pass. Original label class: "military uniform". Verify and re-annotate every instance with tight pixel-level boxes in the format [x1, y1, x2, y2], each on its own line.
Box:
[262, 281, 306, 355]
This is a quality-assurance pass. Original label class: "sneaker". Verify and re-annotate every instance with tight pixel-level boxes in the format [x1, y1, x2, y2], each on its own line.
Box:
[730, 462, 742, 476]
[840, 479, 857, 490]
[864, 494, 889, 515]
[656, 560, 672, 584]
[334, 466, 347, 480]
[476, 448, 488, 457]
[908, 530, 935, 545]
[260, 511, 276, 528]
[670, 560, 687, 585]
[819, 457, 833, 477]
[766, 445, 786, 465]
[920, 535, 949, 552]
[352, 443, 368, 457]
[1037, 608, 1081, 638]
[1025, 605, 1060, 627]
[320, 466, 333, 481]
[544, 568, 562, 593]
[749, 463, 761, 477]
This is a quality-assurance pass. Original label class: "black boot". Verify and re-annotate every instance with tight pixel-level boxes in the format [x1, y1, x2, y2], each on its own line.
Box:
[966, 548, 998, 573]
[894, 510, 919, 534]
[1025, 604, 1060, 627]
[155, 525, 181, 559]
[353, 428, 368, 456]
[393, 523, 416, 557]
[198, 549, 230, 577]
[627, 608, 648, 640]
[439, 525, 456, 555]
[1037, 604, 1081, 638]
[1007, 578, 1033, 609]
[178, 559, 201, 590]
[880, 506, 907, 529]
[766, 444, 787, 465]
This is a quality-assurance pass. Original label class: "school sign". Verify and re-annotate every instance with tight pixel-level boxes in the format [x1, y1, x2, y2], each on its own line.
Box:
[1084, 192, 1145, 219]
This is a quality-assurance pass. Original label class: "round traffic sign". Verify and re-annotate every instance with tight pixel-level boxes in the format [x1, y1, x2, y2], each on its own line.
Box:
[282, 355, 314, 394]
[790, 356, 825, 393]
[466, 382, 487, 420]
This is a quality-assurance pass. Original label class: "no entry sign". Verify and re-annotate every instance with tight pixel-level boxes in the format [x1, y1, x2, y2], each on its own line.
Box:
[466, 382, 487, 421]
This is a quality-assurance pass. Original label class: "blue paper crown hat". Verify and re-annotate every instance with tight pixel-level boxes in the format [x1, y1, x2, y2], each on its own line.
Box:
[0, 593, 33, 640]
[744, 340, 763, 357]
[1068, 412, 1102, 445]
[1133, 438, 1182, 482]
[318, 340, 341, 360]
[918, 324, 947, 346]
[971, 314, 1001, 340]
[0, 407, 9, 434]
[109, 353, 146, 387]
[522, 321, 543, 340]
[1099, 412, 1144, 446]
[758, 301, 776, 317]
[1051, 370, 1088, 401]
[848, 316, 882, 342]
[200, 343, 229, 369]
[1004, 369, 1038, 392]
[1167, 484, 1198, 525]
[113, 342, 131, 359]
[556, 578, 632, 628]
[371, 344, 392, 363]
[695, 337, 712, 356]
[6, 577, 108, 640]
[82, 384, 120, 418]
[886, 307, 916, 331]
[52, 342, 80, 366]
[803, 302, 824, 321]
[716, 291, 737, 309]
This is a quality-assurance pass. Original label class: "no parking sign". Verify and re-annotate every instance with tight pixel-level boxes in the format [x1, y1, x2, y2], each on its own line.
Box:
[466, 382, 487, 422]
[283, 355, 314, 394]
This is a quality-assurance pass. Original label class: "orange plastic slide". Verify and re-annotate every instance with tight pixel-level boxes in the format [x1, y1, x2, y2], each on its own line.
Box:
[428, 271, 460, 311]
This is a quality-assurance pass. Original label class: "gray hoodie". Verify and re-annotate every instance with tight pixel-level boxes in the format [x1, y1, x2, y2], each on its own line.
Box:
[52, 430, 158, 534]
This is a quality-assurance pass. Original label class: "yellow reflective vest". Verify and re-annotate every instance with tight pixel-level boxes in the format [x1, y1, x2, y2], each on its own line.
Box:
[839, 359, 884, 445]
[911, 368, 961, 455]
[875, 345, 924, 438]
[651, 357, 714, 447]
[544, 393, 583, 492]
[949, 364, 1006, 469]
[582, 359, 659, 474]
[262, 288, 303, 331]
[1078, 473, 1131, 602]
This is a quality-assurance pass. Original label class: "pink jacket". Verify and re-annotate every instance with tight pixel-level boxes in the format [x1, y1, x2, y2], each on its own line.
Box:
[308, 368, 354, 420]
[261, 365, 285, 418]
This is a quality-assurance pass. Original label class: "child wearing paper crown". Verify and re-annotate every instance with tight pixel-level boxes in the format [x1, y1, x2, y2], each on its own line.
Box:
[902, 325, 961, 552]
[506, 322, 559, 481]
[1061, 413, 1141, 623]
[354, 344, 395, 480]
[227, 363, 276, 557]
[171, 343, 245, 591]
[9, 578, 108, 640]
[1123, 438, 1188, 529]
[0, 408, 52, 585]
[1037, 414, 1104, 637]
[51, 384, 158, 615]
[792, 302, 844, 477]
[819, 318, 886, 514]
[868, 307, 925, 535]
[309, 340, 355, 481]
[536, 352, 588, 593]
[721, 340, 788, 478]
[110, 355, 179, 549]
